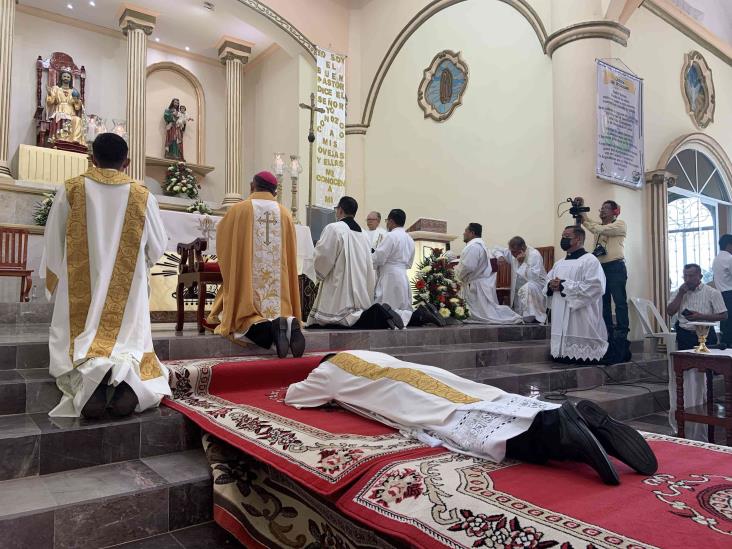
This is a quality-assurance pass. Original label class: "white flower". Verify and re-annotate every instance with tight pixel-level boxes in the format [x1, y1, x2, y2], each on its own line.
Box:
[421, 266, 432, 273]
[454, 306, 465, 316]
[449, 298, 459, 303]
[174, 186, 180, 191]
[439, 307, 451, 318]
[438, 285, 446, 291]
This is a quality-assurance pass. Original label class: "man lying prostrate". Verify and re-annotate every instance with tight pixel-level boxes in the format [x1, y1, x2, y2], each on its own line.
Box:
[285, 350, 657, 485]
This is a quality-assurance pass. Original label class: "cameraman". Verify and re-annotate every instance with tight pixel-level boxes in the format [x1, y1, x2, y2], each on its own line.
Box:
[574, 197, 630, 362]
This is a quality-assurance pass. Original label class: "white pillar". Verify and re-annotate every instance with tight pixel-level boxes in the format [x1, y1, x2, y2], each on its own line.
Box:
[119, 7, 156, 183]
[217, 38, 252, 206]
[0, 0, 16, 179]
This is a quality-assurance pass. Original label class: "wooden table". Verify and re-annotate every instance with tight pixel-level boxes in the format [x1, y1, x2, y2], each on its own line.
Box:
[671, 351, 732, 445]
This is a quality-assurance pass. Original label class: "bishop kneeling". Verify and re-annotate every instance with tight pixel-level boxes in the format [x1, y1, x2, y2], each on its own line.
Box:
[497, 236, 548, 323]
[209, 171, 305, 358]
[43, 134, 170, 418]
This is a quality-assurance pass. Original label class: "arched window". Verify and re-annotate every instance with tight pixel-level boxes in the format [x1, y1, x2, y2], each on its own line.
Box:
[666, 147, 731, 290]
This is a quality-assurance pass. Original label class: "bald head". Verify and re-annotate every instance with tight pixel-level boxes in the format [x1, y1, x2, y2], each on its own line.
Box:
[366, 211, 382, 231]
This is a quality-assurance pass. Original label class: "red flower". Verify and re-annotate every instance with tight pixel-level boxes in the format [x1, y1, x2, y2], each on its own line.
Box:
[438, 295, 446, 303]
[416, 280, 426, 290]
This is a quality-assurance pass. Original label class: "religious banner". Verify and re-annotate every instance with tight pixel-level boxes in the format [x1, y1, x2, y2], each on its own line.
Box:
[596, 60, 644, 189]
[315, 48, 346, 207]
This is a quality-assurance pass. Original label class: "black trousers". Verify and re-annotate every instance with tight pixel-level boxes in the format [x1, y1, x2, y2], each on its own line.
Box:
[352, 304, 393, 330]
[720, 291, 732, 345]
[245, 320, 274, 349]
[505, 409, 560, 464]
[601, 259, 629, 339]
[675, 321, 717, 351]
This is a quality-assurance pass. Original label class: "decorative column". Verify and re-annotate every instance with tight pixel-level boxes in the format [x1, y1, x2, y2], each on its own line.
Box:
[119, 6, 157, 183]
[645, 170, 676, 324]
[0, 0, 16, 179]
[217, 38, 252, 206]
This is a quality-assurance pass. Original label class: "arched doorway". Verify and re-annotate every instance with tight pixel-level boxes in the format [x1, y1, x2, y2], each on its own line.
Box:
[665, 145, 732, 289]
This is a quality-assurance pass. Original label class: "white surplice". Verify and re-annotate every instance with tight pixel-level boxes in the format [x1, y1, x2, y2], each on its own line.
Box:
[365, 227, 388, 249]
[456, 238, 522, 325]
[42, 168, 171, 417]
[547, 251, 608, 361]
[307, 220, 375, 327]
[497, 246, 548, 323]
[372, 227, 415, 324]
[285, 350, 559, 462]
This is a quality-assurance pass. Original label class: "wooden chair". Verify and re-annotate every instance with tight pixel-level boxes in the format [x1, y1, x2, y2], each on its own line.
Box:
[175, 238, 222, 334]
[0, 228, 33, 302]
[496, 246, 554, 306]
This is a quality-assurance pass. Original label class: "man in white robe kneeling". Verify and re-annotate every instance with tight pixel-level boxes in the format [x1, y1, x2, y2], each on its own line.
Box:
[43, 133, 171, 418]
[286, 351, 657, 485]
[497, 236, 547, 323]
[547, 225, 608, 364]
[456, 223, 522, 325]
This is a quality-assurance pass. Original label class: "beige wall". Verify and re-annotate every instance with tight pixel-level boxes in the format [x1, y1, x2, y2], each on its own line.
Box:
[146, 70, 199, 163]
[362, 0, 555, 250]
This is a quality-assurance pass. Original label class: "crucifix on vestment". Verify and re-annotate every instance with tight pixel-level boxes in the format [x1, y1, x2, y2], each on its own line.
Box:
[257, 211, 278, 245]
[298, 92, 325, 224]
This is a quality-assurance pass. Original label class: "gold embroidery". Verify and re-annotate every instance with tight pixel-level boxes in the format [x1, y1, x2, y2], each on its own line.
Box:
[65, 176, 92, 360]
[45, 268, 58, 295]
[84, 166, 134, 186]
[329, 353, 479, 405]
[140, 352, 163, 381]
[86, 184, 149, 358]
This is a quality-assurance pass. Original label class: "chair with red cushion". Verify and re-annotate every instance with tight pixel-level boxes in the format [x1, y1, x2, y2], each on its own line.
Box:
[176, 238, 222, 333]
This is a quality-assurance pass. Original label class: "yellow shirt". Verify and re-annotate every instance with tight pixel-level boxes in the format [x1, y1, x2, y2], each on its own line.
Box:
[581, 216, 626, 263]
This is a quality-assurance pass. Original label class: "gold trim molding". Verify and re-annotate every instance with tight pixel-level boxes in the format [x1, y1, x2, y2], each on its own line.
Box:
[680, 51, 715, 130]
[545, 20, 630, 57]
[643, 0, 732, 68]
[146, 62, 207, 165]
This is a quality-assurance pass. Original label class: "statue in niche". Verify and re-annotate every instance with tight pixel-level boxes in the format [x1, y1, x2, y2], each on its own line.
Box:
[164, 98, 194, 161]
[45, 69, 86, 146]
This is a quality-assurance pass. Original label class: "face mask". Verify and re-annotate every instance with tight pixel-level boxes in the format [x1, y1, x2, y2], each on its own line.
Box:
[560, 237, 572, 251]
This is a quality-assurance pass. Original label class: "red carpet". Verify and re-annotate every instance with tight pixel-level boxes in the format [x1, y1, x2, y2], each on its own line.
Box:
[163, 355, 439, 495]
[339, 433, 732, 548]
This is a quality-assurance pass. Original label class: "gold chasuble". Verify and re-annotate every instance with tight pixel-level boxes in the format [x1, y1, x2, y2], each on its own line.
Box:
[210, 192, 301, 336]
[43, 167, 171, 417]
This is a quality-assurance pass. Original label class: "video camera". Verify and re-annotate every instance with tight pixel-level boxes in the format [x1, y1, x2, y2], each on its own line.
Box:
[567, 197, 590, 225]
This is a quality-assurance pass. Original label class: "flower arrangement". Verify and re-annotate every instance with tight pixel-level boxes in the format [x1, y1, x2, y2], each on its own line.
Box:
[412, 248, 469, 321]
[186, 199, 213, 215]
[162, 162, 199, 199]
[33, 191, 56, 226]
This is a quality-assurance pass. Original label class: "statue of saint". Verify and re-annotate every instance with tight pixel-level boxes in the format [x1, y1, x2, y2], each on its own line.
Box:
[46, 69, 85, 145]
[164, 98, 186, 161]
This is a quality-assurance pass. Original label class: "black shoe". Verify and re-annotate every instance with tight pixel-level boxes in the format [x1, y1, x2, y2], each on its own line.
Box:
[81, 381, 108, 419]
[273, 317, 289, 358]
[576, 400, 657, 476]
[109, 382, 139, 418]
[289, 319, 306, 358]
[380, 304, 404, 329]
[557, 402, 620, 485]
[420, 303, 447, 327]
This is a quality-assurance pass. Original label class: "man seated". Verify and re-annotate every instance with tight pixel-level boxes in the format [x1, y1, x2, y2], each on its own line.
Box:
[547, 226, 608, 364]
[286, 350, 657, 485]
[43, 133, 170, 418]
[497, 236, 548, 323]
[455, 223, 522, 324]
[667, 263, 727, 441]
[209, 171, 305, 358]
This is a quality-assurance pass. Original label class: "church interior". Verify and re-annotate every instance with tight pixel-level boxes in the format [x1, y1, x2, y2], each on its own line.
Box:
[1, 0, 732, 547]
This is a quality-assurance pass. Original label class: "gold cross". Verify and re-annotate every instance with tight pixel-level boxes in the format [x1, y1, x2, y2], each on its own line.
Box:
[257, 211, 278, 245]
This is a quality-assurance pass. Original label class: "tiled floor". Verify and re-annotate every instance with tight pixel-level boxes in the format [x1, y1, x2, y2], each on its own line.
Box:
[108, 522, 244, 548]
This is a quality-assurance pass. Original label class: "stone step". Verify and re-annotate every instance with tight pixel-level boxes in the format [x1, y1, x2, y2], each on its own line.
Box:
[563, 382, 670, 420]
[0, 323, 550, 370]
[0, 449, 212, 549]
[0, 408, 199, 482]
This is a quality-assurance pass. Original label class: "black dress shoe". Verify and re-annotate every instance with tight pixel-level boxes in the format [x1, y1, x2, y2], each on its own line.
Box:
[289, 319, 306, 358]
[380, 304, 404, 329]
[557, 402, 620, 485]
[576, 400, 657, 476]
[420, 303, 447, 327]
[273, 317, 289, 358]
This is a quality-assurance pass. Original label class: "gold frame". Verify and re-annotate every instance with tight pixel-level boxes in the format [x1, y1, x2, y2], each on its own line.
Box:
[146, 62, 207, 165]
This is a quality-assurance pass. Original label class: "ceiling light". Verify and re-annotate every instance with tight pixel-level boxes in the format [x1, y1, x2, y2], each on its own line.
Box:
[66, 3, 73, 9]
[154, 37, 160, 42]
[89, 1, 96, 6]
[185, 46, 190, 51]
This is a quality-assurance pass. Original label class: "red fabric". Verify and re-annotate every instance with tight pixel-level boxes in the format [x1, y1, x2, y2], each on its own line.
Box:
[198, 261, 220, 272]
[338, 438, 732, 549]
[164, 356, 441, 495]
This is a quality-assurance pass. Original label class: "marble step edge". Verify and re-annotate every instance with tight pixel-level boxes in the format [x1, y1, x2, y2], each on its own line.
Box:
[563, 382, 670, 420]
[0, 408, 201, 482]
[0, 450, 214, 549]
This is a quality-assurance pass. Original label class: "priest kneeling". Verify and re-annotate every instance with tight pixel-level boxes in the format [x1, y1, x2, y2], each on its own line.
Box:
[43, 133, 170, 418]
[286, 350, 657, 485]
[209, 171, 305, 358]
[547, 226, 608, 363]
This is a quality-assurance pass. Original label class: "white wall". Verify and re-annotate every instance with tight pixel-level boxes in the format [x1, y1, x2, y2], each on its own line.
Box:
[363, 0, 555, 249]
